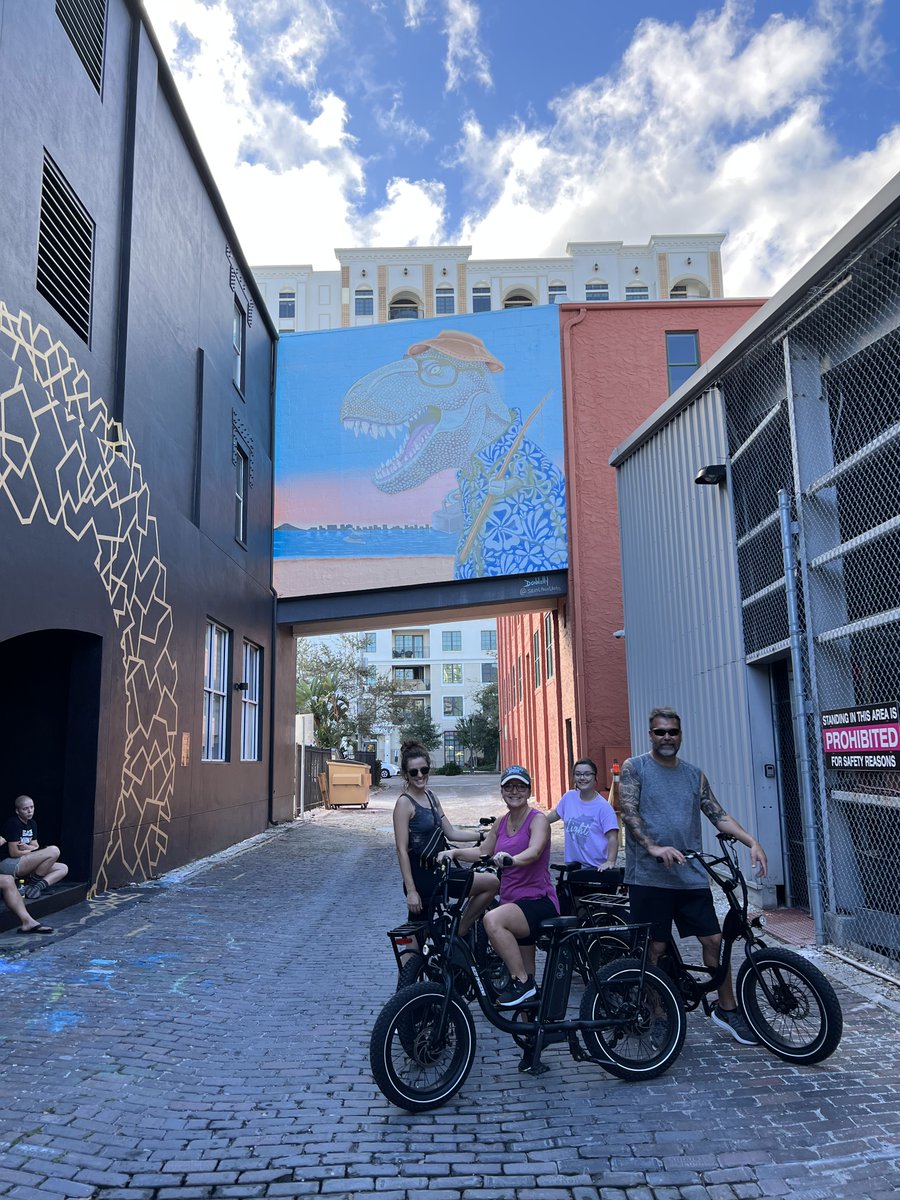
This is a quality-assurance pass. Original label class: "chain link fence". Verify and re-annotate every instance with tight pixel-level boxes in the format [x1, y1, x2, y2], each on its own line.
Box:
[723, 219, 900, 967]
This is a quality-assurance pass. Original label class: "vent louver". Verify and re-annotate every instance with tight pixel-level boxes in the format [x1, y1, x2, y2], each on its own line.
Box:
[36, 152, 95, 344]
[56, 0, 107, 93]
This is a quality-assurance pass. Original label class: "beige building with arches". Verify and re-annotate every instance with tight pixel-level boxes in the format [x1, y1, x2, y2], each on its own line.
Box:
[253, 234, 725, 333]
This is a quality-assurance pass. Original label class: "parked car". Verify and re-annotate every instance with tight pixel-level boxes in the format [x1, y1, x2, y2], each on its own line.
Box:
[380, 762, 400, 779]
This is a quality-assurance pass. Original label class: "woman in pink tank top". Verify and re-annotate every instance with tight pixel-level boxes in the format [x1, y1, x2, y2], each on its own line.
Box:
[440, 764, 558, 1008]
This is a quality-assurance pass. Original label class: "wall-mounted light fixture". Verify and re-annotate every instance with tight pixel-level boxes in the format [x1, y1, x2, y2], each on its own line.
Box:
[593, 262, 599, 272]
[694, 464, 727, 485]
[233, 680, 249, 692]
[441, 266, 448, 277]
[686, 256, 692, 266]
[360, 268, 367, 278]
[633, 265, 640, 275]
[403, 266, 409, 276]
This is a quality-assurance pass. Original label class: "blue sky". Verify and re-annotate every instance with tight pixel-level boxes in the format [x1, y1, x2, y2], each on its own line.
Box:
[143, 0, 900, 295]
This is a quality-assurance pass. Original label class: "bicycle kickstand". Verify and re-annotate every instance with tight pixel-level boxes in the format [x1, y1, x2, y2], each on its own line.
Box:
[519, 1028, 550, 1076]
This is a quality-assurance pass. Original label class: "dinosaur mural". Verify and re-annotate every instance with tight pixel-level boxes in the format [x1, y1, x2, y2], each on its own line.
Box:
[339, 329, 567, 578]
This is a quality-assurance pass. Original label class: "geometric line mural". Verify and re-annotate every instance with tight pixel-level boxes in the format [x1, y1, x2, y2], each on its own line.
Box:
[0, 301, 178, 894]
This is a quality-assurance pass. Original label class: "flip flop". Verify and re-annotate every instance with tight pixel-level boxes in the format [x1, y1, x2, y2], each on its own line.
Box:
[16, 924, 54, 935]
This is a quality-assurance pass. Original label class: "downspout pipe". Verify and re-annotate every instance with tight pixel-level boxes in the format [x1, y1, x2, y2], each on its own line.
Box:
[113, 6, 141, 425]
[560, 307, 588, 768]
[267, 340, 279, 827]
[778, 488, 826, 944]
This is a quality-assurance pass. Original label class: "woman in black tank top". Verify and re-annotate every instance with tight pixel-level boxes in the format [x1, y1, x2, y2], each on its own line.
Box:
[392, 740, 498, 934]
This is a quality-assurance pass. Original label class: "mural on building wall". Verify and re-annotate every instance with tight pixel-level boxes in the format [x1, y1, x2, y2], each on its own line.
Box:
[0, 302, 178, 893]
[274, 305, 567, 595]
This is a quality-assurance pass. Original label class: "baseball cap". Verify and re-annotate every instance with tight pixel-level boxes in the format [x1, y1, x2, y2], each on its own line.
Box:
[500, 765, 532, 788]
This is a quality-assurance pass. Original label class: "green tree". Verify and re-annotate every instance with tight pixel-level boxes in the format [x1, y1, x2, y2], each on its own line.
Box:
[398, 705, 442, 751]
[456, 682, 499, 769]
[295, 674, 350, 749]
[296, 634, 404, 751]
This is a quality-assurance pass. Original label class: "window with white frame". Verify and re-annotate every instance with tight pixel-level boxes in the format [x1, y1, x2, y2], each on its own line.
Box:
[548, 284, 568, 304]
[585, 281, 609, 302]
[442, 630, 462, 651]
[544, 613, 554, 678]
[435, 285, 455, 315]
[443, 663, 462, 684]
[472, 285, 491, 313]
[533, 630, 541, 687]
[625, 284, 649, 301]
[481, 629, 497, 652]
[665, 330, 700, 394]
[232, 299, 245, 392]
[202, 620, 230, 761]
[278, 289, 295, 321]
[443, 696, 463, 717]
[240, 641, 262, 760]
[481, 662, 497, 683]
[363, 632, 377, 652]
[355, 287, 374, 316]
[234, 444, 248, 545]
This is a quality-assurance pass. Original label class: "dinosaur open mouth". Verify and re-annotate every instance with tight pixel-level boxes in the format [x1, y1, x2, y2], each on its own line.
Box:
[344, 407, 439, 483]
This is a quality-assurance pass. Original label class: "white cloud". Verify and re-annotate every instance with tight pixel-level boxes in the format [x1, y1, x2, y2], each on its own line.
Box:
[403, 0, 428, 29]
[374, 93, 432, 145]
[444, 0, 492, 92]
[142, 0, 900, 293]
[453, 1, 900, 294]
[359, 178, 447, 245]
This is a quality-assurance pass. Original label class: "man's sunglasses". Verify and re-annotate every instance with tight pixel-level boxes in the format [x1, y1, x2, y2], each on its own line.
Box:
[651, 728, 681, 738]
[407, 767, 430, 777]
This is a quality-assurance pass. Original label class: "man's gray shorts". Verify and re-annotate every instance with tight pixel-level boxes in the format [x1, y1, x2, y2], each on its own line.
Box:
[0, 858, 20, 876]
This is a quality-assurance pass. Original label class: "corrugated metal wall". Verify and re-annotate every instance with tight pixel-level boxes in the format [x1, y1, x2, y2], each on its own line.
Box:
[615, 387, 783, 895]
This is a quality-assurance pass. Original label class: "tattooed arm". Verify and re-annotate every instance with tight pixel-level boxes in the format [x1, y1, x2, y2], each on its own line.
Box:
[618, 758, 686, 868]
[700, 774, 768, 877]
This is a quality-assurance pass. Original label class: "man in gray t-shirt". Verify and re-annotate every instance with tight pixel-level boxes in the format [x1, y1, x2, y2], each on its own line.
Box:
[619, 707, 767, 1046]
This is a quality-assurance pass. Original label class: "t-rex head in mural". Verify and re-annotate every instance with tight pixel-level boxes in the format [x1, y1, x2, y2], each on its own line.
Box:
[339, 330, 512, 493]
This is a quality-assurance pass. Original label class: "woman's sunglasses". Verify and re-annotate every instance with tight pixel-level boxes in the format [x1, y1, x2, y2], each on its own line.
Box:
[407, 767, 430, 778]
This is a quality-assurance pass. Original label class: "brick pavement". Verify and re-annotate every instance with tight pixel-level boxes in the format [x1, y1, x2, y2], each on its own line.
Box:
[0, 776, 899, 1200]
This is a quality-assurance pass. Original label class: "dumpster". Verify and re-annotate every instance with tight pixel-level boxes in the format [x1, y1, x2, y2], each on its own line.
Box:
[323, 760, 370, 809]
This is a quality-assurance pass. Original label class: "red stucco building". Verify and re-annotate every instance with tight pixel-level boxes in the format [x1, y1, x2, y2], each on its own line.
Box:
[498, 299, 764, 808]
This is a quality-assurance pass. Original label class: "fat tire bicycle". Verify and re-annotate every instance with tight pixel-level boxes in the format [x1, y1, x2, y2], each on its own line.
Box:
[656, 834, 843, 1065]
[552, 861, 634, 973]
[372, 858, 686, 1112]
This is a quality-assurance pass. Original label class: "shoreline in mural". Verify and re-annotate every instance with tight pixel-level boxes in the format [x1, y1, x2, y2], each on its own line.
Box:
[275, 307, 567, 598]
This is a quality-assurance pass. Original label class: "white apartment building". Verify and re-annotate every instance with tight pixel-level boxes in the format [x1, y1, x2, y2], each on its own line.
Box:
[253, 235, 726, 333]
[306, 618, 498, 768]
[366, 618, 498, 769]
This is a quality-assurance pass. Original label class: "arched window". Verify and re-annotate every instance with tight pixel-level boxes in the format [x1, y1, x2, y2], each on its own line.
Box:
[585, 281, 609, 302]
[503, 290, 535, 309]
[669, 277, 710, 299]
[354, 287, 374, 316]
[548, 282, 568, 304]
[625, 283, 649, 301]
[388, 294, 421, 320]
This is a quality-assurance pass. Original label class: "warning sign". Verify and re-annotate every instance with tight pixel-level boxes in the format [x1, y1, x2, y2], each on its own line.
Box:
[821, 702, 900, 771]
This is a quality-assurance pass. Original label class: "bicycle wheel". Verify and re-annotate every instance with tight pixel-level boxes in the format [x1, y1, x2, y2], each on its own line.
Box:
[370, 982, 477, 1112]
[584, 916, 634, 974]
[736, 948, 843, 1065]
[579, 959, 685, 1080]
[396, 951, 426, 990]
